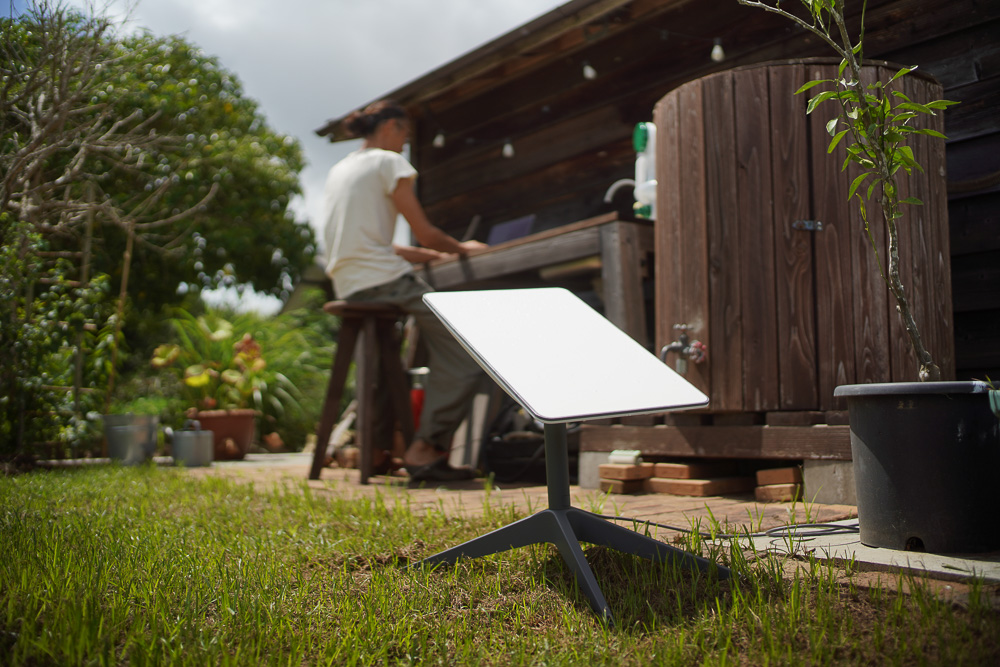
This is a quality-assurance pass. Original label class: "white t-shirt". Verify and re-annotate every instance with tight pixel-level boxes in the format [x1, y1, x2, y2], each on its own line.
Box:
[322, 148, 417, 298]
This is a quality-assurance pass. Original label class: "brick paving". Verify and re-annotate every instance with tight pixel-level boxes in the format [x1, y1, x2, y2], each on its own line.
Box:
[189, 453, 857, 540]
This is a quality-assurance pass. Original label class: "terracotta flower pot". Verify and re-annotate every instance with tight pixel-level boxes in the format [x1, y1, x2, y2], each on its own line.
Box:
[195, 409, 256, 461]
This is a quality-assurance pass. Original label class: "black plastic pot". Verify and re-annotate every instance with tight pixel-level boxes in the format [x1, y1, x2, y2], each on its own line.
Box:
[834, 381, 1000, 554]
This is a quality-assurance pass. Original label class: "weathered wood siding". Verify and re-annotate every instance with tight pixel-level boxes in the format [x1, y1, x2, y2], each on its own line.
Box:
[328, 0, 998, 383]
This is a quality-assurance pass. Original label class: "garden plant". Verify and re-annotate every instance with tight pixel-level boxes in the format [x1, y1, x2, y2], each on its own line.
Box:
[736, 0, 957, 381]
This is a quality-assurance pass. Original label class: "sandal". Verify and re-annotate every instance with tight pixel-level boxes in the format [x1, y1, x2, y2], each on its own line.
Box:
[405, 457, 474, 482]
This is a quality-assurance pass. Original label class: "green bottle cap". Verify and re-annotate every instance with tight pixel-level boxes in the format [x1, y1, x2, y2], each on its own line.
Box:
[633, 122, 649, 152]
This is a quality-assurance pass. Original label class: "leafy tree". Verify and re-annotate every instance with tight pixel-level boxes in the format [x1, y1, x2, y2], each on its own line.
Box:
[2, 1, 315, 321]
[0, 1, 315, 455]
[0, 214, 117, 457]
[92, 30, 315, 315]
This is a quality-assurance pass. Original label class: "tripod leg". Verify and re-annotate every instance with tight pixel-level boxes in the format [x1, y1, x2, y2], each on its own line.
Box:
[414, 510, 558, 568]
[567, 508, 732, 579]
[548, 510, 613, 622]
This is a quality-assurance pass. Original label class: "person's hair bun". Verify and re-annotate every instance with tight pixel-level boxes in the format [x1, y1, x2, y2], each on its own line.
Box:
[344, 100, 407, 139]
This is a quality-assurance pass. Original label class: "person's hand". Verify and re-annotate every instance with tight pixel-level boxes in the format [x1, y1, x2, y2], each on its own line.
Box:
[458, 240, 488, 254]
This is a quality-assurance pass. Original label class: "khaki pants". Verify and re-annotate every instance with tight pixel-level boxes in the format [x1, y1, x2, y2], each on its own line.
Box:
[347, 273, 483, 452]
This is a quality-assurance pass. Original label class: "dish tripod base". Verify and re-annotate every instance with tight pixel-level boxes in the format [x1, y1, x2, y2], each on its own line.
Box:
[412, 423, 731, 623]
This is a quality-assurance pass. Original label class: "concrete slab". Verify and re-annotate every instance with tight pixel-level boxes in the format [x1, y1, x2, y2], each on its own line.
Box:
[803, 460, 856, 505]
[742, 519, 1000, 584]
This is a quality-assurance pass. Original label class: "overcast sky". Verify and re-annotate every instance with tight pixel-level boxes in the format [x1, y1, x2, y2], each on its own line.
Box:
[8, 0, 569, 309]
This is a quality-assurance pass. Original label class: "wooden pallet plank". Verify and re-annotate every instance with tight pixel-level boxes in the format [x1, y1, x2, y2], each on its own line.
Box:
[579, 424, 852, 460]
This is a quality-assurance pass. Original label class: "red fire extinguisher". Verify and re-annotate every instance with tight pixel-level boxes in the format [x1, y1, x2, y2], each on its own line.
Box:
[408, 367, 429, 431]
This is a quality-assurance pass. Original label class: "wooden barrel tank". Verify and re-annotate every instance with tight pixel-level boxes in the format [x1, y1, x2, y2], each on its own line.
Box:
[653, 59, 955, 415]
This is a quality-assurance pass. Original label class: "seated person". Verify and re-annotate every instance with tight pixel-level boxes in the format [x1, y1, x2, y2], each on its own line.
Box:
[322, 99, 486, 482]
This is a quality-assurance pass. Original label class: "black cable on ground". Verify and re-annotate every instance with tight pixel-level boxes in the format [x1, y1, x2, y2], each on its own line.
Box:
[597, 514, 860, 541]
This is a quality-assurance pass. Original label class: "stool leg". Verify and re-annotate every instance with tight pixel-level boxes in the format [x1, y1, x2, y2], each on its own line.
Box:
[357, 317, 378, 485]
[309, 319, 360, 480]
[377, 320, 415, 449]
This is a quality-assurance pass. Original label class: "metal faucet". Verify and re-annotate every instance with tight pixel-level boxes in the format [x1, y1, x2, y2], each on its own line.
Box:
[659, 324, 707, 375]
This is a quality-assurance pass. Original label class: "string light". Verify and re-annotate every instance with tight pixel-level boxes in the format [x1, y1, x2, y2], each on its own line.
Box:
[711, 38, 725, 62]
[658, 29, 726, 63]
[582, 61, 597, 80]
[432, 131, 446, 148]
[502, 140, 515, 158]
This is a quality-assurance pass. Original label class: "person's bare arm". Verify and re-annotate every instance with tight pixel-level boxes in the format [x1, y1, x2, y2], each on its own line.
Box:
[392, 178, 487, 255]
[393, 244, 452, 263]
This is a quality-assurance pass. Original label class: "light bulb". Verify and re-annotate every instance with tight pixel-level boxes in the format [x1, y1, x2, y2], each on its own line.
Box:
[711, 39, 725, 63]
[432, 132, 445, 148]
[502, 140, 514, 158]
[582, 62, 597, 80]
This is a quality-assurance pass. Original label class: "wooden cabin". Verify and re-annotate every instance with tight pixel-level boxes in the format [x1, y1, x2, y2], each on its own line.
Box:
[316, 0, 999, 467]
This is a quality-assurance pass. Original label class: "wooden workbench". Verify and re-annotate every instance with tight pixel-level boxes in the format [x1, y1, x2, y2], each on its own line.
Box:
[418, 212, 654, 348]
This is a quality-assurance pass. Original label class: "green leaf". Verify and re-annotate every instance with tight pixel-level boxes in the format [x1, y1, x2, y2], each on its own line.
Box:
[925, 99, 959, 110]
[806, 91, 839, 114]
[900, 197, 924, 206]
[795, 79, 830, 95]
[849, 172, 870, 200]
[826, 118, 839, 135]
[915, 128, 947, 139]
[898, 101, 932, 114]
[889, 66, 915, 83]
[828, 129, 850, 153]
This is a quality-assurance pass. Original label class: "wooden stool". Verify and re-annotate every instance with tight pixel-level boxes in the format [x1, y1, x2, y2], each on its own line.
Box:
[309, 301, 415, 484]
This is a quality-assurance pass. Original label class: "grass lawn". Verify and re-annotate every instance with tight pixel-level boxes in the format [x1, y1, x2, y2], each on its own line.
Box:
[2, 466, 998, 665]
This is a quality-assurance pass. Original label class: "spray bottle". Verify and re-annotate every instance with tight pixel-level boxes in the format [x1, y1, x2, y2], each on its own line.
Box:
[633, 122, 657, 219]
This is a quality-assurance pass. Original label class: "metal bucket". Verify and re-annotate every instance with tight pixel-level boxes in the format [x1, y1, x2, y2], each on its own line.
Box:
[172, 420, 214, 467]
[107, 424, 150, 465]
[103, 414, 159, 459]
